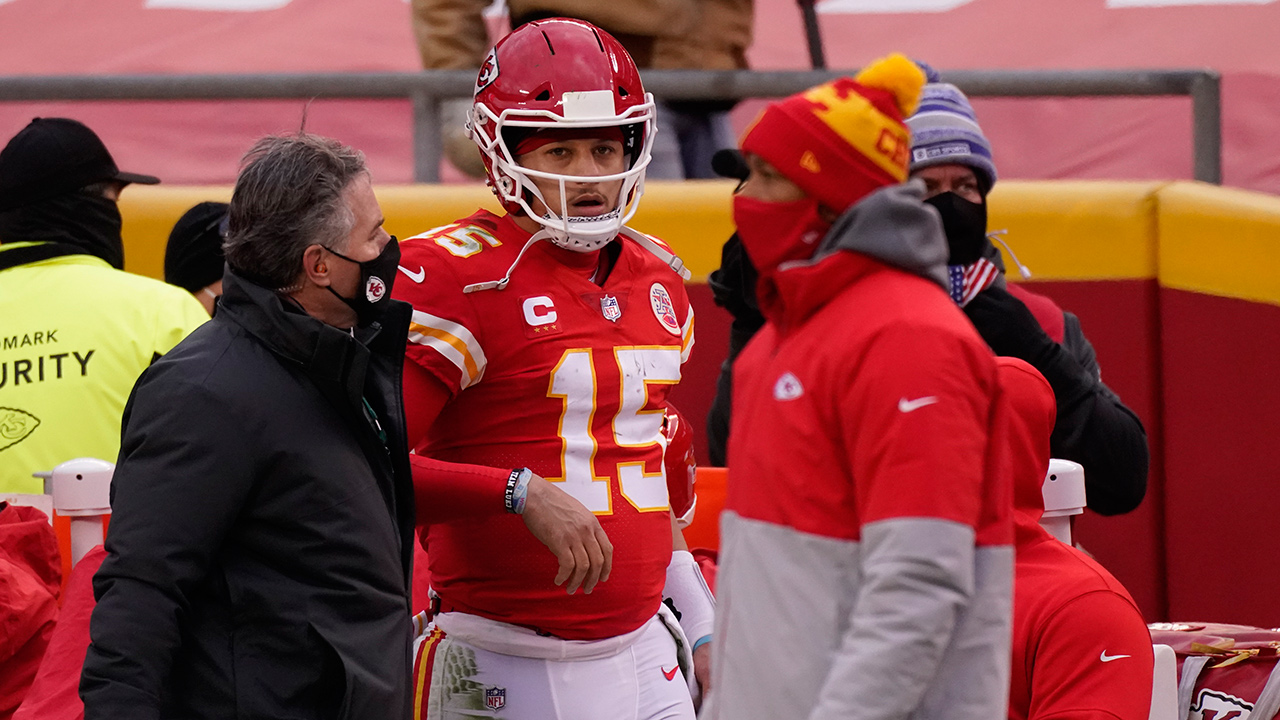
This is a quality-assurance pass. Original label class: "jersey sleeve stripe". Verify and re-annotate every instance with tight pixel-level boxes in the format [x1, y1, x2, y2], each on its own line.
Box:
[680, 308, 696, 364]
[409, 324, 483, 389]
[408, 309, 487, 389]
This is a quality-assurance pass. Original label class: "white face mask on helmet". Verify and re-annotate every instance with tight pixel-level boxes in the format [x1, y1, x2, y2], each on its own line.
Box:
[467, 18, 656, 253]
[470, 94, 654, 252]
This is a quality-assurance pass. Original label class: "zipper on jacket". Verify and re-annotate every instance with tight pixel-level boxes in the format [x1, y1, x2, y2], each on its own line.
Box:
[361, 397, 388, 447]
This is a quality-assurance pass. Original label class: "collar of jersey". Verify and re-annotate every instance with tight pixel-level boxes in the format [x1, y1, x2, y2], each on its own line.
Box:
[498, 211, 608, 279]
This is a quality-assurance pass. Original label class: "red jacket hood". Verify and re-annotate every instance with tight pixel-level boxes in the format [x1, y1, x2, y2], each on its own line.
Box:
[994, 358, 1057, 530]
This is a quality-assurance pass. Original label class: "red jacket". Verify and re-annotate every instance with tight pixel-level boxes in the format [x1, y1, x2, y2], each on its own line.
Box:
[0, 503, 61, 720]
[12, 545, 106, 720]
[708, 184, 1013, 720]
[997, 357, 1153, 720]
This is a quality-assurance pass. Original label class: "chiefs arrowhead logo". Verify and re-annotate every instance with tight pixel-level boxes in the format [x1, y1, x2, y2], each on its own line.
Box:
[365, 275, 386, 303]
[0, 407, 40, 452]
[476, 49, 499, 94]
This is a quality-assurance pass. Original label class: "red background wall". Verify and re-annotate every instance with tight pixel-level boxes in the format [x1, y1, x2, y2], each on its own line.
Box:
[1018, 280, 1168, 622]
[1160, 291, 1280, 626]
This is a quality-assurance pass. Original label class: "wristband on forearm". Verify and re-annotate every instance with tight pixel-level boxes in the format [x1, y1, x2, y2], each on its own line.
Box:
[663, 550, 716, 650]
[505, 468, 532, 514]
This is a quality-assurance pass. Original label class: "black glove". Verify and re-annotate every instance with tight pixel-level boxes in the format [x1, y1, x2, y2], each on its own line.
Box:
[967, 286, 1150, 515]
[963, 286, 1095, 418]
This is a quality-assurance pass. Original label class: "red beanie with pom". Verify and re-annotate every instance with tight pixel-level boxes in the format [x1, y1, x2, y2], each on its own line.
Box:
[740, 53, 925, 215]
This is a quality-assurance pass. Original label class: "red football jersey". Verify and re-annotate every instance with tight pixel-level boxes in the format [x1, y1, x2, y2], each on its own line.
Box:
[394, 209, 694, 640]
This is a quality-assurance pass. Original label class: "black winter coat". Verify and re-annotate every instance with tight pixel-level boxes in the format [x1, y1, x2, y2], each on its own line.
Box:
[81, 270, 416, 720]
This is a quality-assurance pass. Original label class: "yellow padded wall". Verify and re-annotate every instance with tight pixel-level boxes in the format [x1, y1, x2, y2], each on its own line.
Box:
[986, 181, 1163, 282]
[118, 186, 232, 281]
[119, 181, 738, 283]
[120, 180, 1280, 299]
[1156, 182, 1280, 307]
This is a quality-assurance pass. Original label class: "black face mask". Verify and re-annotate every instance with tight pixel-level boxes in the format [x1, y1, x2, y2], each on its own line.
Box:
[925, 191, 989, 266]
[0, 191, 125, 268]
[324, 236, 401, 327]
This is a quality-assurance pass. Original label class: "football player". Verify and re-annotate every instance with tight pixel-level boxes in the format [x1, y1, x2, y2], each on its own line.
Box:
[394, 18, 713, 719]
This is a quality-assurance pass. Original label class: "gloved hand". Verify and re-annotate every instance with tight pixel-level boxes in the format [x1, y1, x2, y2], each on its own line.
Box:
[963, 285, 1095, 417]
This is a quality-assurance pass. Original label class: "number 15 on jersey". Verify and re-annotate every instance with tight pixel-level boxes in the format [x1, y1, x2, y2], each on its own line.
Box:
[547, 346, 680, 515]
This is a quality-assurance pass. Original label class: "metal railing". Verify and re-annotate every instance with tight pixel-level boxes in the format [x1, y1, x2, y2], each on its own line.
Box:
[0, 68, 1221, 183]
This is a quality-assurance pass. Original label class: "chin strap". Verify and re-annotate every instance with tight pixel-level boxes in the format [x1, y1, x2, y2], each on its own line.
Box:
[463, 230, 551, 293]
[463, 226, 692, 293]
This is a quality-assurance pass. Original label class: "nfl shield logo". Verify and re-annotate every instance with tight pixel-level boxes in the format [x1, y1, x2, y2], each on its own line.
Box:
[485, 686, 506, 710]
[601, 294, 622, 322]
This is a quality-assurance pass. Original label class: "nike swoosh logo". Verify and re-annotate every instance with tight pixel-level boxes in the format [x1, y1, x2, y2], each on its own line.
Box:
[662, 666, 679, 681]
[898, 396, 938, 413]
[1100, 651, 1131, 663]
[398, 265, 426, 283]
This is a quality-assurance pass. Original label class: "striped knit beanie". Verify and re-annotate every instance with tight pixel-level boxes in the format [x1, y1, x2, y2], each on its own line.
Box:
[906, 82, 998, 193]
[740, 53, 926, 215]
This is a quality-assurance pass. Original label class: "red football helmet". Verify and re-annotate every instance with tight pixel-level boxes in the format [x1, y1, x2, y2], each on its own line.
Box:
[468, 18, 656, 252]
[663, 405, 698, 528]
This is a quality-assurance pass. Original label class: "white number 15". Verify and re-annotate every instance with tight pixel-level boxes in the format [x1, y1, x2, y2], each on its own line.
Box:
[547, 346, 681, 515]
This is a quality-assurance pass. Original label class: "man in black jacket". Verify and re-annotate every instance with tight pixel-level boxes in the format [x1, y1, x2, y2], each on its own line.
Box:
[904, 78, 1148, 516]
[81, 133, 416, 720]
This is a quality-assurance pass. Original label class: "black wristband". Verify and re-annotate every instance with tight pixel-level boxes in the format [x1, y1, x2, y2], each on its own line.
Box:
[504, 468, 521, 513]
[504, 468, 533, 514]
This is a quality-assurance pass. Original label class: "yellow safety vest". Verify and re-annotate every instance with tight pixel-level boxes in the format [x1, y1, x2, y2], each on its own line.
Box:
[0, 245, 208, 494]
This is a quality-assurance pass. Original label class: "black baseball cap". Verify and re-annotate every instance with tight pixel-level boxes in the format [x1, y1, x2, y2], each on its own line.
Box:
[0, 117, 160, 212]
[165, 201, 228, 293]
[711, 148, 749, 182]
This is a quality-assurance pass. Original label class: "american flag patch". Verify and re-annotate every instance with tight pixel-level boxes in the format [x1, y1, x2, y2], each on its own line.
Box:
[948, 257, 1000, 307]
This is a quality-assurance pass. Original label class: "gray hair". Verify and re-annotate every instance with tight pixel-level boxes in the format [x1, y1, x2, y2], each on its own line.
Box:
[223, 133, 367, 289]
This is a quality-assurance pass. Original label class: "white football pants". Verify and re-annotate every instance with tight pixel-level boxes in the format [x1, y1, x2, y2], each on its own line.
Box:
[411, 608, 695, 720]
